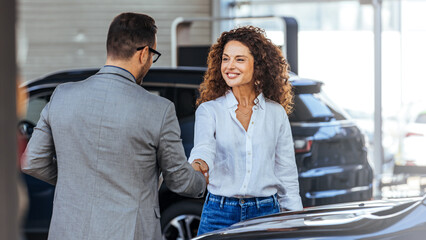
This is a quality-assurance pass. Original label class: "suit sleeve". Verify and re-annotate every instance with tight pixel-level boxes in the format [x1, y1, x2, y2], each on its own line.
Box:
[157, 102, 206, 198]
[21, 97, 57, 185]
[274, 108, 303, 211]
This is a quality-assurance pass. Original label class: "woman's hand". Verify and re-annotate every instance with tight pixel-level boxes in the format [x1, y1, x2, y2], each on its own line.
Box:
[191, 159, 209, 184]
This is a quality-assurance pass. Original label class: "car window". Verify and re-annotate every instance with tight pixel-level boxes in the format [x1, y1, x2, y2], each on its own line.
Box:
[148, 90, 160, 96]
[290, 91, 347, 122]
[23, 94, 50, 125]
[315, 91, 348, 121]
[175, 88, 198, 120]
[145, 86, 174, 102]
[415, 112, 426, 123]
[145, 86, 198, 120]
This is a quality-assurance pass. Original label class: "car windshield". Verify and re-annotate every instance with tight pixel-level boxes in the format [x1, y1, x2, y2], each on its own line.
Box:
[290, 90, 348, 122]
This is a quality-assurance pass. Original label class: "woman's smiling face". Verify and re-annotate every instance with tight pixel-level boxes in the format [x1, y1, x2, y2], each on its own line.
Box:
[221, 40, 255, 88]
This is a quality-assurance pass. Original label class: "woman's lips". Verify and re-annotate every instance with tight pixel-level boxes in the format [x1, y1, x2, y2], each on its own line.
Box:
[226, 73, 239, 79]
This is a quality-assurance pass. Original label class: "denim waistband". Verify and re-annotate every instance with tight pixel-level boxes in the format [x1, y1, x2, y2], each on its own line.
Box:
[206, 192, 278, 208]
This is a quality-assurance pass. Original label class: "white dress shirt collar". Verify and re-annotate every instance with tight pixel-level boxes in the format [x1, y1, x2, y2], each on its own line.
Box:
[224, 90, 266, 110]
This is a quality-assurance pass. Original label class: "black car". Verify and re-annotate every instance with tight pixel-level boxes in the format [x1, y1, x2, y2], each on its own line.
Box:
[193, 195, 426, 239]
[20, 67, 373, 239]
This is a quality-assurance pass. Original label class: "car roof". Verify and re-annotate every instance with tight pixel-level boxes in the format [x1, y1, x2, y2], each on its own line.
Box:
[23, 66, 323, 94]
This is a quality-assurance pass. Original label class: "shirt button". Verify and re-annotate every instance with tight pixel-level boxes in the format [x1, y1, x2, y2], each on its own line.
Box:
[248, 170, 251, 173]
[251, 121, 254, 124]
[254, 107, 258, 110]
[248, 152, 251, 155]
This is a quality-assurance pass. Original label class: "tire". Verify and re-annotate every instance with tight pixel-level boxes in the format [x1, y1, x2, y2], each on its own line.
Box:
[161, 200, 204, 240]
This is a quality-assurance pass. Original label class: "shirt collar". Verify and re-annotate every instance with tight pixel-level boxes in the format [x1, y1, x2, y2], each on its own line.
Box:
[98, 65, 137, 83]
[225, 90, 265, 110]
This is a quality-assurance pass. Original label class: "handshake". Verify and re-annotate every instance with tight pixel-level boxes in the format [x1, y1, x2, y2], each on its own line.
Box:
[191, 159, 209, 184]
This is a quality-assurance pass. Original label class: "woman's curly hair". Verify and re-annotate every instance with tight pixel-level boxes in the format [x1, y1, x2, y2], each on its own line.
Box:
[196, 26, 294, 114]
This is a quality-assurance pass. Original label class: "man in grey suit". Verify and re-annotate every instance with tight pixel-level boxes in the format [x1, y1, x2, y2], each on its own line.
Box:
[21, 12, 207, 240]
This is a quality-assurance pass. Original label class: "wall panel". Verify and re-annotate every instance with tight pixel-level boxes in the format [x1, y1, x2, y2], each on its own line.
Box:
[18, 0, 211, 81]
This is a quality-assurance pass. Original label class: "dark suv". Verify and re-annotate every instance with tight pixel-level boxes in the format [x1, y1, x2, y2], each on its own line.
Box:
[20, 67, 373, 240]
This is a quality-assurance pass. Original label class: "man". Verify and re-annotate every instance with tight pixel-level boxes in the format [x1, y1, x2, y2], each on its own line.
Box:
[22, 12, 207, 240]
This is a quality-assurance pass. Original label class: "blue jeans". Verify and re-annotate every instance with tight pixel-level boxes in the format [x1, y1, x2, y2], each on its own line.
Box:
[197, 192, 280, 236]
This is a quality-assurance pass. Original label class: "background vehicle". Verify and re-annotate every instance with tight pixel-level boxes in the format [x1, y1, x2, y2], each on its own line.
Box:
[344, 109, 399, 183]
[396, 103, 426, 175]
[20, 67, 373, 240]
[193, 194, 426, 239]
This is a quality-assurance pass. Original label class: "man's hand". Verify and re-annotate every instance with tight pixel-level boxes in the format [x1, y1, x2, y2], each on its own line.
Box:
[191, 159, 209, 184]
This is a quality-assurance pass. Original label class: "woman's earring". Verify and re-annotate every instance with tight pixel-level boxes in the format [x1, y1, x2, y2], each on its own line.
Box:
[254, 80, 260, 86]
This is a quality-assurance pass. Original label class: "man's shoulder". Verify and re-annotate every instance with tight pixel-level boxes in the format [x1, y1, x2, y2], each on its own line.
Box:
[48, 76, 94, 100]
[53, 76, 173, 110]
[140, 88, 172, 107]
[56, 74, 96, 89]
[53, 80, 84, 94]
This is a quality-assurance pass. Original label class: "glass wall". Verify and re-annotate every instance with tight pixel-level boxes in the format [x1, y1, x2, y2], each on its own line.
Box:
[231, 0, 426, 197]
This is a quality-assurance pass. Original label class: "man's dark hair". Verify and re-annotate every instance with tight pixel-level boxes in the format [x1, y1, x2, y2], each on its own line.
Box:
[107, 12, 157, 60]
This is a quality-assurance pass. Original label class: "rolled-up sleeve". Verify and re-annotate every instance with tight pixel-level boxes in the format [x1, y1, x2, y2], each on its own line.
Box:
[188, 104, 216, 168]
[274, 109, 303, 211]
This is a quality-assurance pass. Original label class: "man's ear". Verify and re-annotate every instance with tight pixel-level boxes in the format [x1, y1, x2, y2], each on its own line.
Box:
[138, 46, 149, 65]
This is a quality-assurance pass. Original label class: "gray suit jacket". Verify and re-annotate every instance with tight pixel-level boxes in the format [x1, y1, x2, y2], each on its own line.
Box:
[22, 66, 206, 240]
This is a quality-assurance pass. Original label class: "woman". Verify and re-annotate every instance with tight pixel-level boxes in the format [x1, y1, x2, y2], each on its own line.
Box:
[189, 26, 303, 235]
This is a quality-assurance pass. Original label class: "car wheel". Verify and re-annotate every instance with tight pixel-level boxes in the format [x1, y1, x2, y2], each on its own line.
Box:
[161, 200, 203, 240]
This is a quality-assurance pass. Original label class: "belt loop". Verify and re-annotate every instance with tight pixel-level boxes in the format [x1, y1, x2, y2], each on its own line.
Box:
[220, 196, 225, 209]
[272, 194, 278, 207]
[205, 192, 210, 204]
[255, 198, 260, 209]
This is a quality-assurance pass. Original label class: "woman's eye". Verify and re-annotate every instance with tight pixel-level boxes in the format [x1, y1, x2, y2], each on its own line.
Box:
[222, 57, 229, 61]
[237, 58, 245, 62]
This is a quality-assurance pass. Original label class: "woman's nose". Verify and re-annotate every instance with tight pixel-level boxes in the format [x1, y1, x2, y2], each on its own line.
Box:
[227, 59, 235, 69]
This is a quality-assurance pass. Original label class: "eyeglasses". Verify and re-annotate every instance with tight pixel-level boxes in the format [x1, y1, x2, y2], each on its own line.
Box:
[136, 46, 161, 63]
